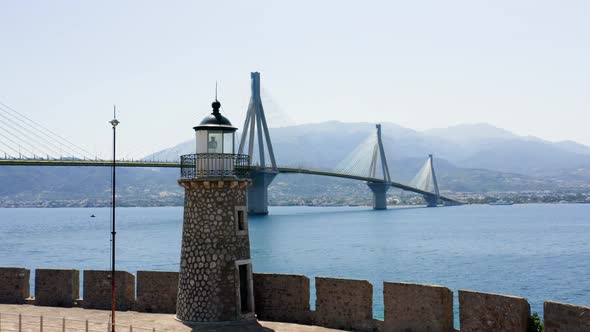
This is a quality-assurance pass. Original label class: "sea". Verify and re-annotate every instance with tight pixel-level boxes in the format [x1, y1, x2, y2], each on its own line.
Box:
[0, 204, 589, 324]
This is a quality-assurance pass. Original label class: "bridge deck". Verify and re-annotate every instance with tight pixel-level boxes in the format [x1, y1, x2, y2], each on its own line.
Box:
[0, 159, 461, 204]
[275, 167, 459, 203]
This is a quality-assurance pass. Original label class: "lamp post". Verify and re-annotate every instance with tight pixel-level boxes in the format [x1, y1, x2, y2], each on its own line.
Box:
[109, 108, 119, 332]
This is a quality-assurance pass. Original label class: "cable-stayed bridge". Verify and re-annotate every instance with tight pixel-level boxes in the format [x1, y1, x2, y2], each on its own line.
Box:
[0, 72, 461, 214]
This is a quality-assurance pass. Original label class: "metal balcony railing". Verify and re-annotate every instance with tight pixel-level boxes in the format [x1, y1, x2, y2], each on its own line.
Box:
[180, 153, 250, 179]
[0, 312, 160, 332]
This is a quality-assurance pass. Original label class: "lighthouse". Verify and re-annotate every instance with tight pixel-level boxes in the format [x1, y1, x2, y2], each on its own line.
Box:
[176, 99, 254, 324]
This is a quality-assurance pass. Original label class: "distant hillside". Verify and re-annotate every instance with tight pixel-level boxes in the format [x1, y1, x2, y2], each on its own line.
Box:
[553, 140, 590, 155]
[0, 166, 182, 207]
[2, 121, 590, 207]
[423, 123, 517, 142]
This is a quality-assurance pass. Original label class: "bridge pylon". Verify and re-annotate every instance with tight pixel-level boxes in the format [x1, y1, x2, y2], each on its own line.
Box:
[426, 154, 440, 207]
[238, 72, 278, 215]
[410, 154, 441, 207]
[367, 124, 391, 210]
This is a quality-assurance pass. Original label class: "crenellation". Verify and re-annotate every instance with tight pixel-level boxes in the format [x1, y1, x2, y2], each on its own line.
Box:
[315, 277, 375, 331]
[544, 301, 590, 332]
[383, 282, 454, 332]
[136, 271, 179, 314]
[459, 289, 530, 332]
[253, 273, 311, 324]
[0, 267, 30, 304]
[82, 270, 135, 311]
[34, 269, 79, 307]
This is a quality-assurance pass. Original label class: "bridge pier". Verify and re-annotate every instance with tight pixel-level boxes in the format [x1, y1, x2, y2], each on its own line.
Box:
[247, 169, 278, 215]
[424, 195, 438, 207]
[367, 182, 391, 210]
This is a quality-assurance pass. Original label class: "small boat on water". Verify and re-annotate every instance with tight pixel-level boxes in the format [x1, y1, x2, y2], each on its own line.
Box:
[489, 200, 514, 206]
[90, 214, 96, 218]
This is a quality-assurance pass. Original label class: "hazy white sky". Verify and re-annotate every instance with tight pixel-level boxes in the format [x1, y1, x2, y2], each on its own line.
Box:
[1, 0, 588, 157]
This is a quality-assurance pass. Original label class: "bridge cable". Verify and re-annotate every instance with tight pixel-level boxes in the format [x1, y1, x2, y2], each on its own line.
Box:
[0, 112, 68, 159]
[0, 118, 43, 157]
[144, 142, 186, 162]
[0, 102, 93, 157]
[0, 106, 91, 159]
[0, 149, 15, 159]
[0, 129, 38, 158]
[335, 133, 379, 178]
[0, 102, 96, 159]
[0, 139, 20, 158]
[0, 105, 87, 159]
[409, 158, 435, 193]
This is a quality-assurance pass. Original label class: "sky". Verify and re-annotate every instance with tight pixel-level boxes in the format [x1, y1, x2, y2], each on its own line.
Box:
[1, 0, 589, 158]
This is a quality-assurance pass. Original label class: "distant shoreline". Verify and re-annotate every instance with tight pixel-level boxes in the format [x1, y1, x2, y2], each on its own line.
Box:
[2, 201, 590, 209]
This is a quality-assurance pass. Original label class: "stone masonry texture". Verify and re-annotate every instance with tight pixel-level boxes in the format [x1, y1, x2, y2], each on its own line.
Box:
[0, 268, 30, 304]
[459, 290, 530, 332]
[176, 179, 253, 323]
[544, 301, 590, 332]
[383, 282, 454, 332]
[82, 270, 135, 311]
[253, 273, 311, 324]
[315, 277, 373, 331]
[34, 269, 79, 307]
[136, 271, 179, 314]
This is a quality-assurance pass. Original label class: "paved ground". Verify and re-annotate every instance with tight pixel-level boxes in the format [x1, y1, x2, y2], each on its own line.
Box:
[0, 304, 346, 332]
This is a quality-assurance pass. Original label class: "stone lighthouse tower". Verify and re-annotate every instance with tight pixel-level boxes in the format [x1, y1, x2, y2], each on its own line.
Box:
[176, 99, 254, 324]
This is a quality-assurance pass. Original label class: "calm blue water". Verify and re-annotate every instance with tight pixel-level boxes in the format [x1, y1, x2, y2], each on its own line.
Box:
[0, 204, 589, 323]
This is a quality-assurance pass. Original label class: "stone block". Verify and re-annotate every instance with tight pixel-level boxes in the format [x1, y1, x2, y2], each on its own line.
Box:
[83, 270, 135, 311]
[459, 289, 530, 332]
[383, 282, 454, 332]
[35, 269, 79, 307]
[544, 301, 590, 332]
[0, 267, 30, 304]
[315, 277, 373, 331]
[136, 271, 179, 314]
[253, 273, 311, 324]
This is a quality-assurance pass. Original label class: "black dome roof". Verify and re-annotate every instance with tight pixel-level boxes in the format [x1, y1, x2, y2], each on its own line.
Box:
[193, 100, 237, 131]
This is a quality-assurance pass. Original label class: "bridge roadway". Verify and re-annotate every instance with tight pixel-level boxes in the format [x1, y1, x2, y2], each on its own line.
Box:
[0, 159, 461, 205]
[275, 167, 459, 204]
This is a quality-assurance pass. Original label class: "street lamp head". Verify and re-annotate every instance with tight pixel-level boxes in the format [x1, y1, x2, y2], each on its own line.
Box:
[109, 118, 120, 127]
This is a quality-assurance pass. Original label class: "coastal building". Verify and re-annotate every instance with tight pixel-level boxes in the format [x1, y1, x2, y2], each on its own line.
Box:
[175, 99, 254, 324]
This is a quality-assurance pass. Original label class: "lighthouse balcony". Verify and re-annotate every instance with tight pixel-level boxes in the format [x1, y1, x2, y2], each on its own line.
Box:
[180, 153, 250, 179]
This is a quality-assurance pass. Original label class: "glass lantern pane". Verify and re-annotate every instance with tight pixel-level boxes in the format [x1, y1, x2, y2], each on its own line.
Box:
[223, 132, 234, 154]
[196, 131, 208, 153]
[207, 132, 223, 153]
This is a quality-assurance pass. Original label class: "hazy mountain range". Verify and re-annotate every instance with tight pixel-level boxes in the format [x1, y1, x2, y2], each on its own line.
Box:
[2, 122, 590, 206]
[147, 121, 590, 183]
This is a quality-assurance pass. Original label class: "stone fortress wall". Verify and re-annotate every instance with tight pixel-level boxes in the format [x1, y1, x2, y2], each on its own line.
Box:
[1, 267, 589, 332]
